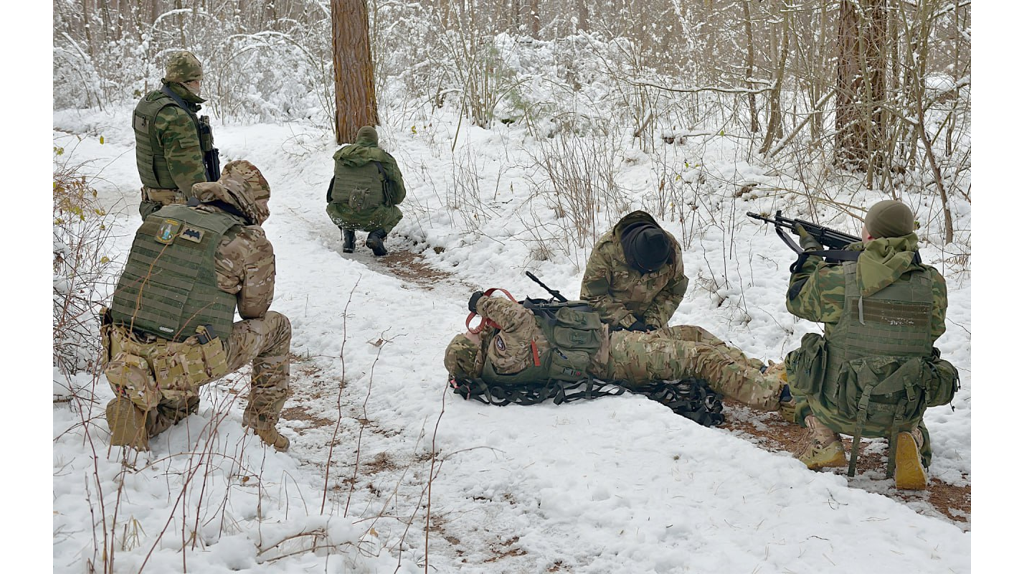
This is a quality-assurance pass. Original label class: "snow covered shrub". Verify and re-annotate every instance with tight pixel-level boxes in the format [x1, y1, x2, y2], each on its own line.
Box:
[532, 130, 626, 252]
[53, 145, 114, 381]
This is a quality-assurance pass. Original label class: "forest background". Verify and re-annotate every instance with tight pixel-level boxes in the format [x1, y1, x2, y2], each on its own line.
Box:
[37, 0, 1007, 571]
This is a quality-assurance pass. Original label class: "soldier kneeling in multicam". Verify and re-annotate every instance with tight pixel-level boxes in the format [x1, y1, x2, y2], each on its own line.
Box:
[444, 292, 787, 411]
[101, 160, 291, 452]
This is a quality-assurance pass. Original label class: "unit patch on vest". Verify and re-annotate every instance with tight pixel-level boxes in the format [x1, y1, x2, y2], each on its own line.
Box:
[179, 225, 205, 244]
[495, 336, 506, 352]
[156, 219, 182, 244]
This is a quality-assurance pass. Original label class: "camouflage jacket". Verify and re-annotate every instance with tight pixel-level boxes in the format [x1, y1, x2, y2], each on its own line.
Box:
[786, 233, 947, 340]
[191, 179, 276, 319]
[580, 212, 688, 330]
[138, 82, 207, 195]
[475, 296, 609, 376]
[333, 132, 406, 206]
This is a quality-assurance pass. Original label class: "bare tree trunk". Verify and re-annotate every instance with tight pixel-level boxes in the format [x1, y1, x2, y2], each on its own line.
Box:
[331, 0, 379, 144]
[760, 8, 790, 154]
[575, 0, 589, 32]
[529, 0, 540, 38]
[742, 0, 760, 134]
[835, 0, 887, 180]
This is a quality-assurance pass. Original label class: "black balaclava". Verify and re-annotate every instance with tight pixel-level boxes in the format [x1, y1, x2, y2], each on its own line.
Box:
[621, 222, 670, 273]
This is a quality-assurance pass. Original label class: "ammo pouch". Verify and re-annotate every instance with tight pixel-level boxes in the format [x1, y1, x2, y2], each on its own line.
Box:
[547, 306, 603, 381]
[103, 325, 230, 410]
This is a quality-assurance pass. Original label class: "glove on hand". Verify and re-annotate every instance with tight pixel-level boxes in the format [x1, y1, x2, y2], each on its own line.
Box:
[794, 223, 823, 252]
[628, 319, 651, 332]
[468, 291, 485, 313]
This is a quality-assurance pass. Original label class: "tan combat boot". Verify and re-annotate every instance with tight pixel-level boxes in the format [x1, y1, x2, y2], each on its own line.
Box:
[797, 415, 846, 470]
[894, 427, 927, 490]
[106, 396, 150, 451]
[251, 426, 290, 452]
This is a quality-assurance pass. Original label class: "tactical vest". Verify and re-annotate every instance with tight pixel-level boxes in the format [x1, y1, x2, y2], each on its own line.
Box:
[329, 160, 387, 212]
[481, 301, 604, 386]
[110, 205, 242, 342]
[133, 89, 212, 189]
[793, 261, 937, 438]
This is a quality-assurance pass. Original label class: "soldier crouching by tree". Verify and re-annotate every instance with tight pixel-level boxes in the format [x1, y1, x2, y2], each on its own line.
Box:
[326, 126, 406, 256]
[101, 161, 291, 452]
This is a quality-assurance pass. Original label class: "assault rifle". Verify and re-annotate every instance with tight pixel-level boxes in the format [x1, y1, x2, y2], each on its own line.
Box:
[526, 271, 568, 302]
[199, 116, 221, 182]
[747, 210, 860, 264]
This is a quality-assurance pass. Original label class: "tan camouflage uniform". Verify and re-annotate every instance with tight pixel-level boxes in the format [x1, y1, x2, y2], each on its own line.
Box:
[459, 296, 781, 410]
[581, 212, 689, 330]
[105, 161, 291, 449]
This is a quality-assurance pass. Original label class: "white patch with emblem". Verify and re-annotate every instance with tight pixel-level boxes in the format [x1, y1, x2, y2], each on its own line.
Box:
[155, 219, 181, 244]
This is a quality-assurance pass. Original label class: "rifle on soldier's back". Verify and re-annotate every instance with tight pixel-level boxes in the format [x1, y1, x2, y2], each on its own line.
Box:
[747, 210, 860, 264]
[526, 271, 568, 302]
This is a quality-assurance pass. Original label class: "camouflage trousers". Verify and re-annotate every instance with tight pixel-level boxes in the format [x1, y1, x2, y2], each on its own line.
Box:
[112, 311, 292, 438]
[326, 202, 403, 234]
[601, 325, 783, 410]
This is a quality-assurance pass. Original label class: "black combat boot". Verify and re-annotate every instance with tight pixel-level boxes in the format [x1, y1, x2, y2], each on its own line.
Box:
[365, 229, 388, 256]
[341, 228, 355, 253]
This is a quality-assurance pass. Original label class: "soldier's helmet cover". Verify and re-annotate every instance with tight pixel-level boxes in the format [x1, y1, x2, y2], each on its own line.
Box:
[444, 334, 483, 380]
[220, 160, 271, 225]
[165, 51, 203, 84]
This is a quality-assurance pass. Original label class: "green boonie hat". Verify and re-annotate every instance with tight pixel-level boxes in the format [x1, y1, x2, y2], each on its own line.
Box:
[444, 334, 482, 380]
[165, 51, 203, 84]
[221, 160, 270, 202]
[865, 200, 915, 238]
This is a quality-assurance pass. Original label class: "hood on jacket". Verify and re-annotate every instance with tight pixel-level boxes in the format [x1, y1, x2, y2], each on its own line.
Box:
[192, 161, 270, 226]
[855, 233, 922, 297]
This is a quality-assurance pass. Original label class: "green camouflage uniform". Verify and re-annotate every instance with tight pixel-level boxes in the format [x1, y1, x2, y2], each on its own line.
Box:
[451, 296, 782, 410]
[134, 52, 212, 220]
[580, 212, 689, 330]
[326, 130, 406, 234]
[104, 162, 290, 442]
[784, 233, 948, 464]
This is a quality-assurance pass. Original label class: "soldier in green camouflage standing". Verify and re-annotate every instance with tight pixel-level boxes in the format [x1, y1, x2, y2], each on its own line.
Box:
[326, 126, 406, 256]
[444, 292, 786, 411]
[581, 211, 689, 332]
[102, 161, 291, 452]
[780, 200, 958, 489]
[133, 51, 219, 220]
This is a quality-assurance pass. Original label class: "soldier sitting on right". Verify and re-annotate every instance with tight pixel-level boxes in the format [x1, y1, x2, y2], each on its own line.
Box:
[581, 211, 689, 332]
[326, 126, 407, 256]
[779, 200, 959, 489]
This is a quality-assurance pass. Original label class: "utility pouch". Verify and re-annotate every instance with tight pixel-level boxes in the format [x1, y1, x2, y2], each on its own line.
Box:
[105, 352, 161, 411]
[549, 349, 591, 381]
[925, 348, 959, 408]
[786, 332, 827, 397]
[829, 355, 927, 433]
[551, 307, 603, 352]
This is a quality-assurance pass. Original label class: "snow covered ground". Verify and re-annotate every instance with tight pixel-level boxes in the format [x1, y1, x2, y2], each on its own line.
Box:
[50, 102, 973, 573]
